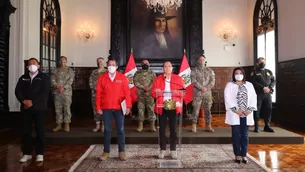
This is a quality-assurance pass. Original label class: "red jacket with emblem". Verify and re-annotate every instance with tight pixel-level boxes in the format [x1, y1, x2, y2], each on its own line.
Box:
[96, 72, 132, 110]
[151, 74, 185, 115]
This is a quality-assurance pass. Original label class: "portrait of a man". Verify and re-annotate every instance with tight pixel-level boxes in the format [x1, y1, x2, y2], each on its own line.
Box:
[130, 0, 183, 60]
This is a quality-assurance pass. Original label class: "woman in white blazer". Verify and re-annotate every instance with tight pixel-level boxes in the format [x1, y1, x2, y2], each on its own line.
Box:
[224, 67, 257, 164]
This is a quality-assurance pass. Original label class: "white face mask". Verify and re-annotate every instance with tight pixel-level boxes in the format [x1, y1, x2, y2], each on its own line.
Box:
[108, 66, 116, 74]
[235, 74, 244, 81]
[28, 65, 38, 73]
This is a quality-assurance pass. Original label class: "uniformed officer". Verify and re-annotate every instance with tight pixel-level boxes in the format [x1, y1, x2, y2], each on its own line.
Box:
[250, 57, 275, 133]
[89, 57, 107, 132]
[133, 60, 156, 132]
[191, 55, 215, 132]
[51, 56, 75, 132]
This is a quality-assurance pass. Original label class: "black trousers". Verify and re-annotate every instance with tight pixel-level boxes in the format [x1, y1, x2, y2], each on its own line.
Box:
[22, 110, 45, 155]
[158, 109, 177, 151]
[254, 93, 272, 127]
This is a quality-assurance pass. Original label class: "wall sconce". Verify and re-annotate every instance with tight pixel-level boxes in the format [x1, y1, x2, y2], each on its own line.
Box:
[77, 23, 94, 41]
[219, 23, 237, 46]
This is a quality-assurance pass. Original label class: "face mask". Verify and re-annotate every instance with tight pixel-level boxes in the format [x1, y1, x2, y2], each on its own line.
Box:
[28, 65, 38, 73]
[198, 60, 205, 66]
[108, 66, 116, 74]
[142, 64, 149, 70]
[98, 62, 104, 68]
[235, 74, 244, 81]
[258, 63, 265, 69]
[59, 61, 67, 66]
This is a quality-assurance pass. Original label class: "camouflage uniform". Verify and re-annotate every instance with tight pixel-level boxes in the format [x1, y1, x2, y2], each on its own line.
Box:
[133, 69, 156, 122]
[191, 64, 215, 125]
[51, 67, 75, 124]
[89, 68, 107, 122]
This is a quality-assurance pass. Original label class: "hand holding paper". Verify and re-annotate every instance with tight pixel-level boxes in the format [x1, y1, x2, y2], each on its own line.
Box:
[121, 100, 131, 115]
[126, 108, 131, 115]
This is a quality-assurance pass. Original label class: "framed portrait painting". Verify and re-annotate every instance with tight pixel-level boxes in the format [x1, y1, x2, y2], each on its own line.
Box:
[129, 0, 183, 61]
[110, 0, 203, 66]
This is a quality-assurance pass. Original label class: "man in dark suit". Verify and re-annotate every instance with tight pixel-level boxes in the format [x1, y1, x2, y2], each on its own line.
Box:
[15, 58, 50, 163]
[139, 11, 181, 59]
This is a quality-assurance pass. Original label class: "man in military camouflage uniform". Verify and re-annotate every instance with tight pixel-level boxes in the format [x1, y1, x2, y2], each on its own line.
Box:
[51, 56, 75, 132]
[133, 60, 157, 132]
[191, 55, 215, 132]
[89, 57, 107, 132]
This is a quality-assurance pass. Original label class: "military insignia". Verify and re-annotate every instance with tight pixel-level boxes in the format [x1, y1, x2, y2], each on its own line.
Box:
[250, 72, 254, 76]
[266, 72, 270, 76]
[126, 73, 134, 84]
[181, 74, 191, 85]
[22, 78, 30, 81]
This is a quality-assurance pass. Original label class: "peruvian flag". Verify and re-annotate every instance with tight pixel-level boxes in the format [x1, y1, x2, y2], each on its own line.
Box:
[124, 51, 137, 103]
[178, 52, 194, 104]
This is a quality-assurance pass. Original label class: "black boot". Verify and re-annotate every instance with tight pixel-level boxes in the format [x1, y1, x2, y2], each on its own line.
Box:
[264, 125, 275, 132]
[254, 122, 260, 133]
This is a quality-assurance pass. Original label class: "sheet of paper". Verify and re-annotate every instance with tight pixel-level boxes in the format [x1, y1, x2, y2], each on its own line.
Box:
[121, 99, 127, 115]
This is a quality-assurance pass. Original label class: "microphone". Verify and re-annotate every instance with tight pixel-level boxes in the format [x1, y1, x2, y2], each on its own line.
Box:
[164, 76, 186, 91]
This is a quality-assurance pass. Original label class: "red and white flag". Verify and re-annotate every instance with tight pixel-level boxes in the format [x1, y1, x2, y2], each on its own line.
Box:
[124, 51, 137, 103]
[178, 53, 194, 104]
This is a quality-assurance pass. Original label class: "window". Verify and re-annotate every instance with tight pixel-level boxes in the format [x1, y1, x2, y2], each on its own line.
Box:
[40, 0, 61, 75]
[254, 0, 278, 103]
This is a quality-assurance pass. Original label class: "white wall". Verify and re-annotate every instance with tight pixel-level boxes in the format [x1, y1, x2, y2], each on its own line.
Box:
[247, 0, 256, 64]
[277, 0, 305, 62]
[59, 0, 111, 67]
[202, 0, 253, 67]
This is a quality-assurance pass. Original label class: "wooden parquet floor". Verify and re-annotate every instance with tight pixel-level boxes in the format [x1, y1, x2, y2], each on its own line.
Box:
[0, 115, 304, 172]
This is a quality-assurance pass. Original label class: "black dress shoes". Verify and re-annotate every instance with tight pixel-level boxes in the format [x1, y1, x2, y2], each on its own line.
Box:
[264, 126, 275, 132]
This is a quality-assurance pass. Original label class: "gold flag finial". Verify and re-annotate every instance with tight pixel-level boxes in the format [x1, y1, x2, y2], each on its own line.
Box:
[184, 49, 186, 53]
[131, 48, 133, 53]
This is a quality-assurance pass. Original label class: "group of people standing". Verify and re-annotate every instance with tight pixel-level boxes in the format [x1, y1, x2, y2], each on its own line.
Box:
[132, 55, 216, 134]
[15, 55, 275, 163]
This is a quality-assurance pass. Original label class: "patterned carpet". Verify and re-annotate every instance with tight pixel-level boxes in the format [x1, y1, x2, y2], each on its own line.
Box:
[69, 144, 270, 172]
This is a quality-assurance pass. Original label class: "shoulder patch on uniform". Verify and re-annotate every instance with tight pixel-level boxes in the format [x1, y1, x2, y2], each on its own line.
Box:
[266, 71, 270, 76]
[250, 72, 254, 76]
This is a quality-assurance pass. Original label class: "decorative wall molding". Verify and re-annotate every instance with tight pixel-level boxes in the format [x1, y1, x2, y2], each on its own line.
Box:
[275, 58, 305, 130]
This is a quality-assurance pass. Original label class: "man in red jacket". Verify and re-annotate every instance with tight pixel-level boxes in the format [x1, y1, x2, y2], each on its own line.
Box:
[151, 61, 185, 159]
[96, 58, 132, 161]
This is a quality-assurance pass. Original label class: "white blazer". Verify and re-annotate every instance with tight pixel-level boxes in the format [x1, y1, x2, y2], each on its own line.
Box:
[224, 81, 257, 126]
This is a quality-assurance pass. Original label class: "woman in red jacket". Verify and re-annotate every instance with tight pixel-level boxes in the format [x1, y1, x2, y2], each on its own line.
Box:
[151, 61, 185, 159]
[95, 58, 132, 161]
